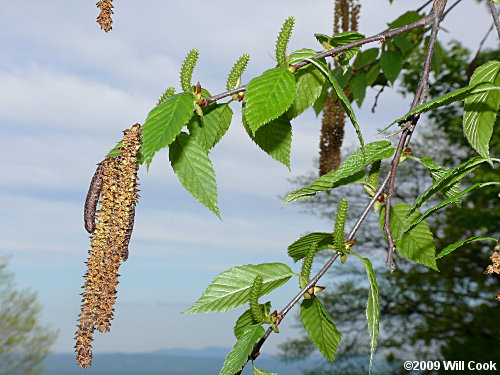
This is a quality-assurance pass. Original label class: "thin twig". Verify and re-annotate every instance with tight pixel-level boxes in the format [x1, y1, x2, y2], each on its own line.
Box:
[383, 0, 448, 271]
[416, 0, 434, 13]
[467, 21, 494, 79]
[352, 59, 377, 73]
[234, 3, 445, 373]
[204, 12, 435, 107]
[479, 23, 495, 53]
[371, 85, 385, 113]
[487, 1, 500, 40]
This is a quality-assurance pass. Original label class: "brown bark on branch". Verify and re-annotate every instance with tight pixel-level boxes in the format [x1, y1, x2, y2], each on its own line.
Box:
[203, 11, 435, 107]
[383, 0, 447, 271]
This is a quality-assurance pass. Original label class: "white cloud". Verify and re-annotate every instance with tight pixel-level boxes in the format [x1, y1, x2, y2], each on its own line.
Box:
[0, 67, 150, 132]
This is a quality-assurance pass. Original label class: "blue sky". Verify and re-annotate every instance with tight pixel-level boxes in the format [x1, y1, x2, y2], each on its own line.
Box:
[0, 0, 497, 357]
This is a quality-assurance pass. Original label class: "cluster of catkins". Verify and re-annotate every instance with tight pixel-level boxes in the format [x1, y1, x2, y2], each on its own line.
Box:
[319, 0, 360, 177]
[96, 0, 114, 32]
[75, 124, 141, 368]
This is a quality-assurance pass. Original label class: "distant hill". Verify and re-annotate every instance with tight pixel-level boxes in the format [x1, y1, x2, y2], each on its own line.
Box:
[151, 346, 272, 360]
[42, 348, 307, 375]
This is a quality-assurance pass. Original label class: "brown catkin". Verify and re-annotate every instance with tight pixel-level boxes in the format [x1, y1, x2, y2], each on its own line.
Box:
[340, 0, 349, 33]
[75, 124, 141, 368]
[84, 158, 112, 234]
[334, 0, 341, 34]
[485, 251, 500, 275]
[96, 0, 114, 32]
[350, 0, 361, 32]
[320, 0, 360, 178]
[319, 94, 346, 176]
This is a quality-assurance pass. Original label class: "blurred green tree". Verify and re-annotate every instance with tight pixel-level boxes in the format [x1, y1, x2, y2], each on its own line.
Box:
[0, 258, 58, 375]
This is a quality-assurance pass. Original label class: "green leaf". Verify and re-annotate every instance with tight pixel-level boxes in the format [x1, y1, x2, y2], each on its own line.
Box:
[420, 155, 461, 203]
[245, 68, 296, 132]
[463, 61, 500, 159]
[388, 11, 422, 28]
[142, 93, 194, 165]
[380, 50, 402, 84]
[300, 297, 342, 363]
[365, 63, 380, 87]
[332, 66, 352, 89]
[437, 236, 498, 259]
[392, 34, 413, 54]
[431, 41, 444, 75]
[304, 58, 364, 149]
[350, 71, 367, 108]
[288, 48, 317, 65]
[314, 33, 332, 47]
[350, 251, 380, 374]
[187, 103, 233, 151]
[287, 65, 326, 118]
[220, 325, 265, 375]
[380, 203, 438, 270]
[284, 141, 395, 204]
[353, 48, 379, 68]
[106, 141, 145, 164]
[106, 141, 122, 158]
[185, 263, 294, 313]
[253, 366, 278, 375]
[169, 132, 219, 218]
[315, 32, 365, 62]
[381, 83, 499, 133]
[234, 302, 272, 340]
[243, 114, 292, 169]
[387, 10, 422, 29]
[402, 182, 500, 236]
[313, 82, 330, 117]
[407, 156, 499, 218]
[287, 232, 335, 262]
[330, 31, 365, 63]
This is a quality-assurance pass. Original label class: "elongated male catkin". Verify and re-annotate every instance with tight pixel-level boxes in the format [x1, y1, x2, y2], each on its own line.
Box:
[75, 124, 141, 368]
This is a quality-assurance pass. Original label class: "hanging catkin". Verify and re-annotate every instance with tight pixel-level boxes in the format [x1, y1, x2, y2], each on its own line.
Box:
[319, 95, 346, 175]
[319, 0, 360, 178]
[96, 0, 114, 32]
[75, 124, 141, 368]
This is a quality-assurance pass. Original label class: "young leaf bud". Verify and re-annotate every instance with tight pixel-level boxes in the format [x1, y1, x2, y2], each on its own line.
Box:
[180, 49, 200, 92]
[194, 103, 204, 117]
[275, 17, 295, 69]
[226, 54, 250, 91]
[156, 87, 176, 106]
[333, 199, 349, 249]
[366, 160, 381, 194]
[300, 243, 316, 286]
[249, 275, 265, 323]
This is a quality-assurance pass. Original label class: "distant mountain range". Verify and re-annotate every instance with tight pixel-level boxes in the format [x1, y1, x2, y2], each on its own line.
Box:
[42, 347, 308, 375]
